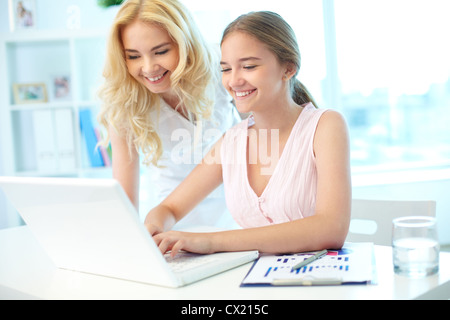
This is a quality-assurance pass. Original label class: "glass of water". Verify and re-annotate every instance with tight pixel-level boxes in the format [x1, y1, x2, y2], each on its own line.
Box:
[392, 216, 439, 278]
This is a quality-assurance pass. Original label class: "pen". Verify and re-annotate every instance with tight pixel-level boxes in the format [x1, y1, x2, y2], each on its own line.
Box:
[272, 277, 342, 286]
[292, 249, 328, 270]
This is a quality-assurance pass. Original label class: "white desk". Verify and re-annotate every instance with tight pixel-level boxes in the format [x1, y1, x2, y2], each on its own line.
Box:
[1, 226, 450, 300]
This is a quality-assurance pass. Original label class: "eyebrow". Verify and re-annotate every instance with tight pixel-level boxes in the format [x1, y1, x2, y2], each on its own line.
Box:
[220, 57, 262, 65]
[124, 42, 172, 53]
[151, 42, 171, 51]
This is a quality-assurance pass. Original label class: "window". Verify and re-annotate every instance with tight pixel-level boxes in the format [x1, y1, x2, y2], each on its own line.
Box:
[334, 0, 450, 169]
[184, 0, 450, 171]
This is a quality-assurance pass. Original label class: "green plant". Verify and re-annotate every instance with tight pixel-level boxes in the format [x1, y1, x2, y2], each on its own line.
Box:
[97, 0, 125, 8]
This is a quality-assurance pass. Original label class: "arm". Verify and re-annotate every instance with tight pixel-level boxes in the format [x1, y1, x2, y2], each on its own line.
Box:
[109, 126, 140, 210]
[154, 111, 351, 256]
[144, 138, 225, 235]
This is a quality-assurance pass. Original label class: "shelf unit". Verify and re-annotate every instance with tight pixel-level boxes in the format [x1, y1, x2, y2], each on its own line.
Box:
[0, 28, 112, 178]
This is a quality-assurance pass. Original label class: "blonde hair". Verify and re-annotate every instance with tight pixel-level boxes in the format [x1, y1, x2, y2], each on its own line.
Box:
[98, 0, 218, 166]
[221, 11, 317, 108]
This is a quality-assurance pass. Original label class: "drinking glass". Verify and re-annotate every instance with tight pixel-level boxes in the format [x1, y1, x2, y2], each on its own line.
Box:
[392, 216, 439, 278]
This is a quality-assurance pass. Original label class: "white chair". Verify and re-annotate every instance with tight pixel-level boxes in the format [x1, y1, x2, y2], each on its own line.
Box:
[346, 199, 436, 246]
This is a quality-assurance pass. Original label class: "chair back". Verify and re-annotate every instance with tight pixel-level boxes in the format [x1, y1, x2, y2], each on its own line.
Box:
[346, 199, 436, 246]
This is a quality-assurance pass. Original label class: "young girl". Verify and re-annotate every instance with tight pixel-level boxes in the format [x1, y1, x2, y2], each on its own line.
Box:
[146, 11, 351, 255]
[98, 0, 240, 229]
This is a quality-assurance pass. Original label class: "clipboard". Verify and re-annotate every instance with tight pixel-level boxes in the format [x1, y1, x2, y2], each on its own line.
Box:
[240, 242, 376, 287]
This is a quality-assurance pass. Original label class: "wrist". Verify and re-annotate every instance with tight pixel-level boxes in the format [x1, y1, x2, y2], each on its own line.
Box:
[145, 204, 176, 232]
[208, 232, 224, 253]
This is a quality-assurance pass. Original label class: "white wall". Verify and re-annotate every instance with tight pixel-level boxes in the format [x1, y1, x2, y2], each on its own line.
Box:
[0, 0, 119, 33]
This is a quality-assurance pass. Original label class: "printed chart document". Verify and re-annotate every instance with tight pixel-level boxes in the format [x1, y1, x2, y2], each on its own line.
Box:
[241, 243, 375, 286]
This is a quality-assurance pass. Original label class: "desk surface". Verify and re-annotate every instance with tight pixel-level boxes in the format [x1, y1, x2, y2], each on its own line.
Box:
[1, 226, 450, 300]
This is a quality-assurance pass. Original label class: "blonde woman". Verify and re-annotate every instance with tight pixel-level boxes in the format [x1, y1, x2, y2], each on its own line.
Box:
[98, 0, 240, 229]
[146, 11, 351, 255]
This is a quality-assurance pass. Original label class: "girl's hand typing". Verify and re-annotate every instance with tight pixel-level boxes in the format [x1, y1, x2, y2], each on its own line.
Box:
[152, 231, 215, 258]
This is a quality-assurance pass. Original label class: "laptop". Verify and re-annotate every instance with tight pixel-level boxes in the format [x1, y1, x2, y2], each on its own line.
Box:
[0, 176, 258, 288]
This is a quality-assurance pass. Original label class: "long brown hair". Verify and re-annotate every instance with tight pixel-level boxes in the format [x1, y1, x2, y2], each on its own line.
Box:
[221, 11, 317, 108]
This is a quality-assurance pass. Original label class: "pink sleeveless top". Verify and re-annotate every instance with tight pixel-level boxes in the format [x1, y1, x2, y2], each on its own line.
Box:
[220, 103, 328, 228]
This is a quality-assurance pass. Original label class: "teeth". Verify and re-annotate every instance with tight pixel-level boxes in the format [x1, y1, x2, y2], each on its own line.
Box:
[236, 90, 254, 97]
[147, 73, 165, 82]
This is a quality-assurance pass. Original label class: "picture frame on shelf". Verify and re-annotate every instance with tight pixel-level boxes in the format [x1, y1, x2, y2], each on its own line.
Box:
[52, 76, 71, 101]
[13, 83, 48, 104]
[8, 0, 36, 32]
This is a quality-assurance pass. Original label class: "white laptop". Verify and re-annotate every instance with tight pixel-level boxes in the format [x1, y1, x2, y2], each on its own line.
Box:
[0, 176, 258, 288]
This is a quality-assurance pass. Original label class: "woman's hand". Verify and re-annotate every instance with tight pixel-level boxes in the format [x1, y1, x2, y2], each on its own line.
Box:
[144, 204, 177, 237]
[153, 231, 215, 257]
[145, 223, 164, 237]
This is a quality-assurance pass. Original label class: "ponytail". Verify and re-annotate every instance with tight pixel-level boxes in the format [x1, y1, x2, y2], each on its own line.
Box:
[292, 79, 318, 108]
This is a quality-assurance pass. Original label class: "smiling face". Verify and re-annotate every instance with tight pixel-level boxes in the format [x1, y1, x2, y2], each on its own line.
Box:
[220, 31, 290, 114]
[121, 19, 179, 96]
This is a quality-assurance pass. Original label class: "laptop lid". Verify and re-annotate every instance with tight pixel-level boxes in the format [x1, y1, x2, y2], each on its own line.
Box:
[0, 176, 180, 287]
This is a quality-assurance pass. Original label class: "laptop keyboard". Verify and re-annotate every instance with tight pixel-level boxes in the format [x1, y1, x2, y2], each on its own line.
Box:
[165, 252, 219, 273]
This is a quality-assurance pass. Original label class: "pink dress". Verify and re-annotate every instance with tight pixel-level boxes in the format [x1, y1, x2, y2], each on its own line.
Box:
[220, 103, 328, 228]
